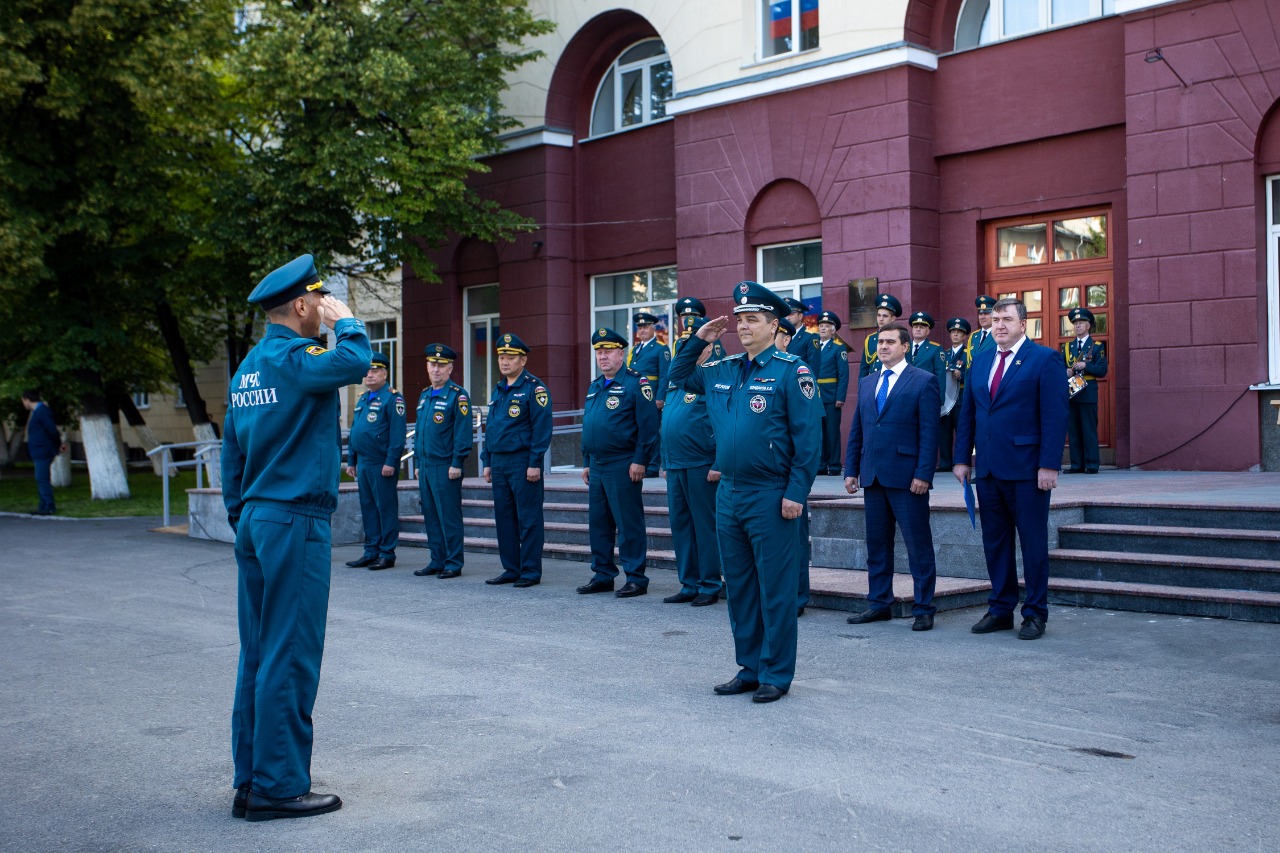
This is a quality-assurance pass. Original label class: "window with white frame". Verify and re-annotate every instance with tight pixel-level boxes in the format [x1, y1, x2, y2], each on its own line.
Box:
[955, 0, 1114, 50]
[131, 391, 150, 410]
[591, 267, 677, 377]
[589, 39, 673, 137]
[1266, 176, 1280, 384]
[760, 0, 819, 61]
[366, 319, 399, 390]
[758, 240, 823, 319]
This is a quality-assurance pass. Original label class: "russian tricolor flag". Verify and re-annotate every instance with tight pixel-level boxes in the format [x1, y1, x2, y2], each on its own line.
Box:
[771, 1, 818, 40]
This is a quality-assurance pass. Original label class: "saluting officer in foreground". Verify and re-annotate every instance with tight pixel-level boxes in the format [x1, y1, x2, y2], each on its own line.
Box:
[345, 351, 406, 570]
[578, 328, 659, 597]
[482, 334, 553, 588]
[669, 281, 822, 703]
[662, 318, 725, 607]
[221, 254, 370, 821]
[412, 344, 471, 579]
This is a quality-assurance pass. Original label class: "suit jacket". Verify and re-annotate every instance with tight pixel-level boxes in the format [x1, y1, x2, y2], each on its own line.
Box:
[954, 338, 1069, 480]
[26, 402, 61, 459]
[844, 363, 941, 488]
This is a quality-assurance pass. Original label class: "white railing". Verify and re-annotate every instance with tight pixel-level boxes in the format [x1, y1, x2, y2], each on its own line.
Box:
[399, 408, 585, 478]
[146, 440, 221, 527]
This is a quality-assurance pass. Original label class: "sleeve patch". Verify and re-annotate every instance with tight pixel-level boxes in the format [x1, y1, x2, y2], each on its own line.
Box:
[458, 396, 470, 416]
[796, 364, 811, 374]
[534, 387, 549, 407]
[305, 345, 327, 355]
[396, 399, 405, 416]
[641, 383, 653, 401]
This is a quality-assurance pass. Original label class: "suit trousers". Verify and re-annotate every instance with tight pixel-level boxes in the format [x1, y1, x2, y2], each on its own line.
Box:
[356, 461, 399, 558]
[33, 455, 55, 513]
[665, 466, 722, 596]
[232, 505, 331, 799]
[588, 460, 649, 586]
[1066, 400, 1100, 471]
[489, 452, 544, 581]
[418, 462, 464, 572]
[716, 485, 800, 690]
[975, 477, 1051, 621]
[863, 483, 937, 615]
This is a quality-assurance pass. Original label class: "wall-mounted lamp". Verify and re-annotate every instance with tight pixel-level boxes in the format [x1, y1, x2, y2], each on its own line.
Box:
[1145, 48, 1190, 88]
[532, 240, 544, 254]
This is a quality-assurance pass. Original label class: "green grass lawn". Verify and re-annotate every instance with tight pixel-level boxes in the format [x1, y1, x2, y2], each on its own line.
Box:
[0, 465, 200, 518]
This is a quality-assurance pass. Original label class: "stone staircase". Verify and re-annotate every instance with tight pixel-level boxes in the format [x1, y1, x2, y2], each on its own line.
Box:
[1048, 504, 1280, 622]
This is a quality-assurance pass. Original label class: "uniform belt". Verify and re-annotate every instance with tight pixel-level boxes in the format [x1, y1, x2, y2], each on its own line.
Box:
[816, 378, 838, 384]
[644, 375, 659, 381]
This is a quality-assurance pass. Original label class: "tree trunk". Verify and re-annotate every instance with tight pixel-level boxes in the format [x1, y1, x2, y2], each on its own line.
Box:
[193, 421, 221, 488]
[80, 413, 130, 499]
[156, 299, 222, 486]
[115, 392, 165, 475]
[51, 452, 72, 488]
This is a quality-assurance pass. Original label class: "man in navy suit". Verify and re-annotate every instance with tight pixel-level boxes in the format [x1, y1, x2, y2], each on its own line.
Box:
[842, 325, 941, 631]
[22, 389, 67, 516]
[952, 298, 1068, 640]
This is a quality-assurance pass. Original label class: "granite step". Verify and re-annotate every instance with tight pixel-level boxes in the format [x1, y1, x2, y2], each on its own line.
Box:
[1048, 548, 1280, 593]
[1058, 523, 1280, 561]
[399, 533, 679, 571]
[1047, 577, 1280, 623]
[458, 499, 671, 525]
[807, 568, 991, 616]
[1083, 504, 1280, 531]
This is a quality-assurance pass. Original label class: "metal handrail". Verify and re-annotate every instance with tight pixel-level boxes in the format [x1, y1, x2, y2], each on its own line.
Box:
[146, 439, 221, 527]
[397, 408, 586, 478]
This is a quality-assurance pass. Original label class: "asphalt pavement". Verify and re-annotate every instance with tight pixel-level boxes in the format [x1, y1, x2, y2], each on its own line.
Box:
[1, 514, 1277, 852]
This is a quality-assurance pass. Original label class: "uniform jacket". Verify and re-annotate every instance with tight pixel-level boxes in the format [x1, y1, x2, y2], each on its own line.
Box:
[909, 339, 947, 397]
[582, 369, 658, 468]
[481, 370, 553, 468]
[669, 340, 821, 505]
[414, 380, 472, 467]
[954, 338, 1069, 480]
[787, 327, 818, 364]
[349, 385, 407, 469]
[1062, 337, 1108, 405]
[811, 337, 849, 406]
[222, 318, 371, 523]
[844, 363, 941, 488]
[966, 326, 996, 360]
[26, 402, 60, 459]
[661, 380, 716, 470]
[627, 337, 671, 388]
[859, 331, 882, 378]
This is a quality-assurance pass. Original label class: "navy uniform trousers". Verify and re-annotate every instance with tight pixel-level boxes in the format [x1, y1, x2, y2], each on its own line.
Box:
[418, 464, 464, 573]
[666, 466, 722, 596]
[356, 462, 398, 559]
[588, 459, 649, 587]
[1066, 400, 1101, 472]
[717, 482, 801, 690]
[797, 508, 811, 612]
[232, 505, 331, 798]
[489, 451, 544, 581]
[862, 484, 937, 615]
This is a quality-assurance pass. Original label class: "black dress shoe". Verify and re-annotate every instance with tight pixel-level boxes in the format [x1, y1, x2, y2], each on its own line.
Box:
[486, 574, 518, 585]
[513, 577, 540, 588]
[245, 791, 342, 822]
[367, 557, 396, 570]
[971, 612, 1014, 633]
[232, 785, 250, 818]
[663, 591, 697, 603]
[437, 570, 461, 579]
[1085, 469, 1099, 474]
[1018, 616, 1046, 640]
[1063, 468, 1084, 474]
[713, 677, 759, 695]
[912, 614, 934, 631]
[414, 567, 443, 576]
[345, 556, 376, 568]
[797, 606, 806, 617]
[846, 608, 892, 624]
[690, 593, 719, 607]
[615, 582, 647, 598]
[752, 684, 787, 703]
[576, 579, 614, 594]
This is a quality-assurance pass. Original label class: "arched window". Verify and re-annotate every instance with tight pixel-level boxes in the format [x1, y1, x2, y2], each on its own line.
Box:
[955, 0, 1115, 50]
[589, 39, 673, 137]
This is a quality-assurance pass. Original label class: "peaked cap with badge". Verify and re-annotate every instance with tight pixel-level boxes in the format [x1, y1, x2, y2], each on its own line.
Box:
[731, 281, 790, 317]
[817, 310, 842, 330]
[494, 333, 530, 355]
[591, 327, 629, 350]
[975, 295, 997, 313]
[1068, 307, 1096, 328]
[248, 254, 331, 310]
[423, 343, 457, 364]
[909, 311, 935, 328]
[875, 294, 903, 317]
[946, 317, 972, 334]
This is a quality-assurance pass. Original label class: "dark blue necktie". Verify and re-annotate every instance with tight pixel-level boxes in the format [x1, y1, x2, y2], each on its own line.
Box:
[875, 370, 891, 414]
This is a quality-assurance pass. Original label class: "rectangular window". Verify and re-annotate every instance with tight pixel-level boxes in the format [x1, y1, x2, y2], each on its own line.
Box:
[760, 0, 819, 61]
[132, 391, 150, 410]
[464, 284, 500, 409]
[1266, 177, 1280, 383]
[758, 240, 823, 329]
[366, 319, 399, 390]
[590, 267, 677, 378]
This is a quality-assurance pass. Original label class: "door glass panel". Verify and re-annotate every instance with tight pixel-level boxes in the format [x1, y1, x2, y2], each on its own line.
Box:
[1028, 317, 1042, 339]
[1060, 315, 1076, 337]
[468, 284, 499, 315]
[1086, 284, 1107, 307]
[1059, 287, 1080, 309]
[997, 224, 1047, 267]
[1093, 313, 1107, 335]
[620, 69, 643, 127]
[1022, 290, 1042, 312]
[1053, 215, 1107, 261]
[999, 291, 1017, 301]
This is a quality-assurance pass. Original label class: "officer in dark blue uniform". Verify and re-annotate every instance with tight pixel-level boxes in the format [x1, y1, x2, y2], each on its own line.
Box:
[344, 351, 406, 571]
[939, 317, 971, 470]
[481, 333, 553, 587]
[1062, 307, 1108, 474]
[627, 311, 670, 476]
[908, 311, 948, 393]
[669, 282, 822, 703]
[775, 318, 812, 617]
[783, 297, 818, 363]
[577, 327, 659, 597]
[661, 319, 724, 607]
[967, 295, 997, 359]
[859, 294, 903, 378]
[813, 310, 849, 475]
[412, 344, 471, 579]
[221, 254, 369, 820]
[674, 296, 706, 339]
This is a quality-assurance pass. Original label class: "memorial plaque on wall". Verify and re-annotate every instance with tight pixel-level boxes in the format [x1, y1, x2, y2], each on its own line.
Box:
[848, 278, 879, 329]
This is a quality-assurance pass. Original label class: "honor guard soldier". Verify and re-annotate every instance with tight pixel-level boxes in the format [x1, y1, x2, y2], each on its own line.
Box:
[1062, 307, 1108, 474]
[669, 281, 822, 703]
[783, 297, 818, 363]
[967, 295, 997, 358]
[859, 294, 903, 378]
[674, 296, 706, 338]
[412, 344, 471, 579]
[776, 318, 812, 617]
[345, 351, 406, 571]
[813, 310, 849, 475]
[938, 317, 971, 470]
[627, 311, 670, 476]
[661, 318, 725, 607]
[578, 328, 660, 597]
[222, 254, 370, 820]
[482, 333, 553, 587]
[907, 311, 948, 396]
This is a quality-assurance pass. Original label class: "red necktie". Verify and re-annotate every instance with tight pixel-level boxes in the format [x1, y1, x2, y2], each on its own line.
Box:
[990, 350, 1011, 399]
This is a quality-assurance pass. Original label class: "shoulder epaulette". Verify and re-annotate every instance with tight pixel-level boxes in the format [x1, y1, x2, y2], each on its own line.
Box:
[774, 351, 799, 362]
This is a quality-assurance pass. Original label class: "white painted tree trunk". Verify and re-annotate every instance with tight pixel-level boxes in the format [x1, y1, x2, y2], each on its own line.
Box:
[131, 423, 165, 475]
[80, 414, 130, 499]
[194, 422, 220, 488]
[51, 451, 72, 487]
